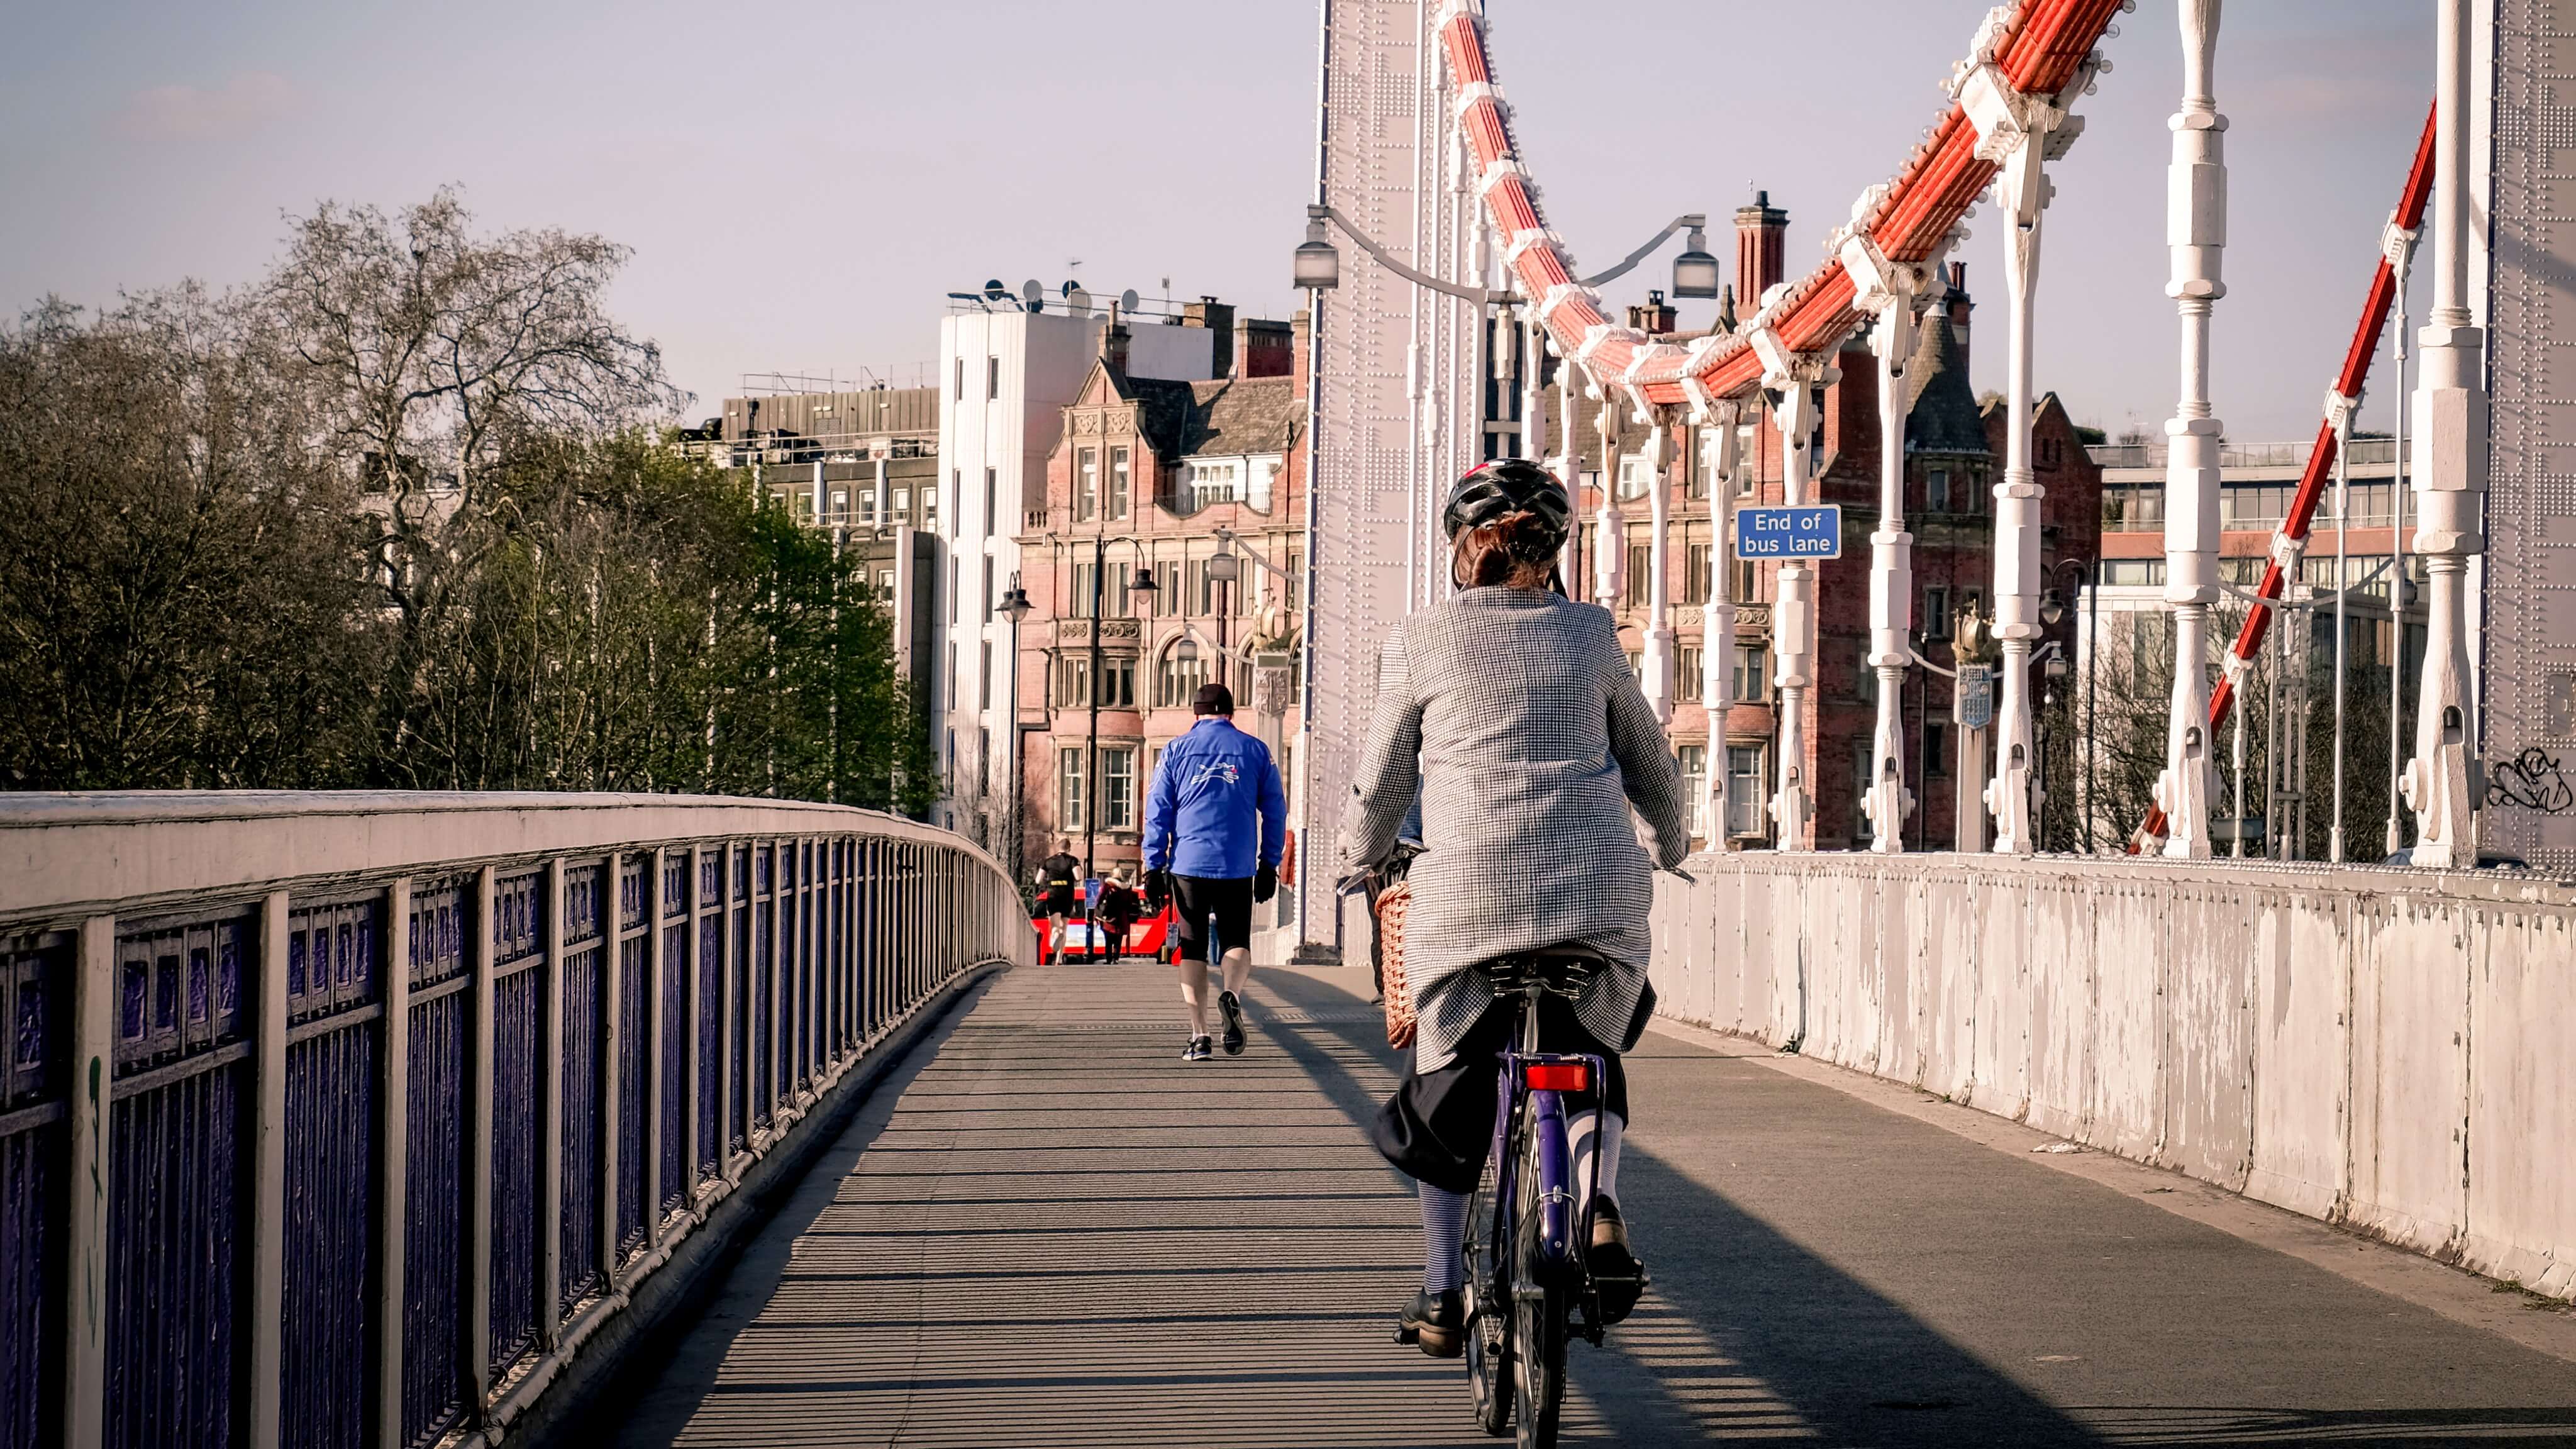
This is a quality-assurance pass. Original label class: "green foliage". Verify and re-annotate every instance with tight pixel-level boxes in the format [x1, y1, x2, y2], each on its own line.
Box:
[0, 196, 936, 813]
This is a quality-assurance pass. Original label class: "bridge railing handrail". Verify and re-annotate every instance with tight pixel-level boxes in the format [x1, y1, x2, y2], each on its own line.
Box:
[0, 791, 1030, 1449]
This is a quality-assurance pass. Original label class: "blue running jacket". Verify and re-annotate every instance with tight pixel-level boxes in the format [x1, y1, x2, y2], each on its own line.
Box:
[1141, 719, 1287, 880]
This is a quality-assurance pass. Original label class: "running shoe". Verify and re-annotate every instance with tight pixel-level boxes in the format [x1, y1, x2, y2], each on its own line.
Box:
[1181, 1035, 1214, 1062]
[1217, 991, 1247, 1056]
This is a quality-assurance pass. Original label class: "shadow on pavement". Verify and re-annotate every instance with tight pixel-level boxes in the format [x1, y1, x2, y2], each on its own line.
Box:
[1254, 967, 2576, 1449]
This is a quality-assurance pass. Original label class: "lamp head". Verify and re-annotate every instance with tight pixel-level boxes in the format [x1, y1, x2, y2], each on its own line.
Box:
[1671, 218, 1721, 300]
[2040, 588, 2066, 626]
[1294, 206, 1341, 291]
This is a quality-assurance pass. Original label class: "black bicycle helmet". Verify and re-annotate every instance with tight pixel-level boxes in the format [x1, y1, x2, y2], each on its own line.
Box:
[1441, 457, 1572, 545]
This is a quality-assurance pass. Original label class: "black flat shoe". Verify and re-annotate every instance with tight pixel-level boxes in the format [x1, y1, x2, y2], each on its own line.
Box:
[1181, 1035, 1213, 1062]
[1218, 991, 1247, 1055]
[1394, 1289, 1463, 1358]
[1589, 1197, 1646, 1325]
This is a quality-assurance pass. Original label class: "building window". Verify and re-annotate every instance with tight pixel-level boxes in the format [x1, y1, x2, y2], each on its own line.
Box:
[830, 489, 848, 516]
[1109, 447, 1130, 519]
[1626, 649, 1643, 680]
[946, 643, 958, 712]
[1070, 562, 1099, 619]
[1077, 449, 1099, 521]
[1683, 543, 1712, 604]
[1624, 545, 1652, 608]
[1677, 647, 1703, 701]
[987, 355, 1000, 401]
[1852, 737, 1874, 829]
[954, 357, 965, 401]
[1679, 744, 1707, 838]
[979, 640, 992, 711]
[979, 726, 992, 796]
[1853, 639, 1878, 704]
[981, 557, 995, 620]
[1616, 453, 1652, 499]
[1157, 648, 1209, 709]
[892, 487, 911, 515]
[1924, 587, 1950, 641]
[1926, 720, 1950, 778]
[1726, 746, 1766, 838]
[1733, 644, 1768, 704]
[876, 568, 896, 596]
[925, 476, 939, 523]
[1058, 748, 1086, 831]
[984, 468, 997, 537]
[1731, 556, 1758, 604]
[1102, 748, 1136, 831]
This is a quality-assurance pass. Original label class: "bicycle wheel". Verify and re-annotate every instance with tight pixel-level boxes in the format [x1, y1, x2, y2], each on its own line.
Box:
[1463, 1152, 1513, 1436]
[1512, 1132, 1569, 1449]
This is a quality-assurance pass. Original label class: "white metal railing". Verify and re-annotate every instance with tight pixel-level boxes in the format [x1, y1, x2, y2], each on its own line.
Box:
[0, 792, 1029, 1449]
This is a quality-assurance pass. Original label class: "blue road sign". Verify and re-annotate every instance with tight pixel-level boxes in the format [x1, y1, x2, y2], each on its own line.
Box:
[1734, 504, 1841, 560]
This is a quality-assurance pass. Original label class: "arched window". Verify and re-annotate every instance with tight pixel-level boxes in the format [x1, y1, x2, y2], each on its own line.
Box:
[1155, 641, 1208, 710]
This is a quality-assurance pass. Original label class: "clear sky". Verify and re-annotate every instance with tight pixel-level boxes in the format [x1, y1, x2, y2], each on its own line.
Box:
[0, 1, 2434, 441]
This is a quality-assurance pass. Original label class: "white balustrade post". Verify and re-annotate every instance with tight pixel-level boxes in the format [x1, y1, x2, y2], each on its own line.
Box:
[2157, 0, 2227, 859]
[1640, 410, 1676, 723]
[1522, 311, 1548, 465]
[1863, 270, 1919, 853]
[2402, 0, 2488, 867]
[377, 877, 413, 1449]
[1769, 374, 1820, 848]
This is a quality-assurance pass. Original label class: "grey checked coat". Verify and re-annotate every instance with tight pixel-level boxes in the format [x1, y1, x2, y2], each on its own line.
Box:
[1338, 587, 1689, 1072]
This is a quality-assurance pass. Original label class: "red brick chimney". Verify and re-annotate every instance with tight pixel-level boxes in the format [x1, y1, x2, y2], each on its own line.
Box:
[1943, 262, 1972, 375]
[1102, 314, 1131, 376]
[1735, 189, 1789, 308]
[1626, 290, 1677, 336]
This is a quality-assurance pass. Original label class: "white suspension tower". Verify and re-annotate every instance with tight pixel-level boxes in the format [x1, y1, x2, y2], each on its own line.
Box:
[1841, 193, 1920, 853]
[2155, 0, 2228, 859]
[2399, 0, 2487, 867]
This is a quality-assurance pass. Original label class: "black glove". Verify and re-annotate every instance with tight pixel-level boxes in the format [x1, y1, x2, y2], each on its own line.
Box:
[1253, 862, 1277, 904]
[1145, 869, 1170, 910]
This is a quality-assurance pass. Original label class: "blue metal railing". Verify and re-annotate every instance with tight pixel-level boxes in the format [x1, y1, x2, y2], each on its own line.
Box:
[0, 794, 1027, 1449]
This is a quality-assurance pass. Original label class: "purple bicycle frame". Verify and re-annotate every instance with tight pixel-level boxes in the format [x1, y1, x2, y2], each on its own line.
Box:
[1489, 1047, 1607, 1273]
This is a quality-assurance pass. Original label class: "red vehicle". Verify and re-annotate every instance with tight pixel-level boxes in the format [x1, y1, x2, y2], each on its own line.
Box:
[1031, 902, 1177, 962]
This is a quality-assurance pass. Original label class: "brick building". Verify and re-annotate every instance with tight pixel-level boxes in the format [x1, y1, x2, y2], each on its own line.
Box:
[1553, 200, 2104, 852]
[1011, 305, 1307, 875]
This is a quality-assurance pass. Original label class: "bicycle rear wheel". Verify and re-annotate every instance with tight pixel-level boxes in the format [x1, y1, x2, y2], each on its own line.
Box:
[1464, 1153, 1513, 1436]
[1512, 1132, 1569, 1449]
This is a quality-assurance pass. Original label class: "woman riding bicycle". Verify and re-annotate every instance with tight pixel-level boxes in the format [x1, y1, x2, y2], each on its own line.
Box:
[1338, 457, 1690, 1357]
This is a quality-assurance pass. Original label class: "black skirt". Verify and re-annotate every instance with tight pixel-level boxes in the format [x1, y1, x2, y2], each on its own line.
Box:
[1370, 991, 1629, 1196]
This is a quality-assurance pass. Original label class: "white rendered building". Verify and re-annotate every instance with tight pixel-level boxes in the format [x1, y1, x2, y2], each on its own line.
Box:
[933, 296, 1217, 853]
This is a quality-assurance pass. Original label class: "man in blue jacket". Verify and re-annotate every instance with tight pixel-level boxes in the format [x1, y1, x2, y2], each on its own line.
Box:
[1143, 682, 1287, 1062]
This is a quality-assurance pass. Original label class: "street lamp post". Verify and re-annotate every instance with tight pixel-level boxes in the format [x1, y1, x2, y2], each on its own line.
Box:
[1077, 538, 1157, 881]
[2039, 555, 2098, 852]
[999, 578, 1033, 883]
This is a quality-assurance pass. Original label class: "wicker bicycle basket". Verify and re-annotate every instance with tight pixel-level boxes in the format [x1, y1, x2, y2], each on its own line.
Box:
[1374, 874, 1418, 1050]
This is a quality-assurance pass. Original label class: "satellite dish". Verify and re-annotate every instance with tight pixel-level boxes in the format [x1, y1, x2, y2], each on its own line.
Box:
[1119, 289, 1140, 313]
[1067, 286, 1092, 316]
[1060, 279, 1080, 298]
[982, 279, 1008, 301]
[1021, 279, 1044, 313]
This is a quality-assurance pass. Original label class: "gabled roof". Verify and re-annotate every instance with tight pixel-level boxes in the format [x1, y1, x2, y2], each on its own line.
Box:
[1906, 308, 1989, 457]
[1128, 374, 1302, 460]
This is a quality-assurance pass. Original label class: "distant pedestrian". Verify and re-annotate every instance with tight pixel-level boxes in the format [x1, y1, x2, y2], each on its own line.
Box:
[1035, 841, 1081, 965]
[1142, 682, 1287, 1062]
[1099, 870, 1140, 959]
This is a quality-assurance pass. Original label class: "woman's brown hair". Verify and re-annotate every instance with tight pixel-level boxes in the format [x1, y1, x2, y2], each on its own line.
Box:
[1450, 509, 1560, 591]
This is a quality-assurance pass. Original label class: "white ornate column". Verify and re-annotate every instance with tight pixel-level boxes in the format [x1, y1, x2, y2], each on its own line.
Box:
[2400, 0, 2487, 867]
[1551, 344, 1580, 587]
[1701, 402, 1741, 843]
[1855, 254, 1919, 852]
[1765, 363, 1821, 849]
[1988, 123, 2051, 852]
[1521, 310, 1548, 465]
[2154, 0, 2226, 859]
[1639, 409, 1676, 722]
[1591, 374, 1626, 606]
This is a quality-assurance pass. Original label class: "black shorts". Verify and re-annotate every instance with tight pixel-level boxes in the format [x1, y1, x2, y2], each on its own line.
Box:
[1040, 887, 1076, 918]
[1370, 992, 1628, 1196]
[1170, 875, 1254, 963]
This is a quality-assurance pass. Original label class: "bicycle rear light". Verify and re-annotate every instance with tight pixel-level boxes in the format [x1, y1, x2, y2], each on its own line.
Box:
[1520, 1062, 1591, 1092]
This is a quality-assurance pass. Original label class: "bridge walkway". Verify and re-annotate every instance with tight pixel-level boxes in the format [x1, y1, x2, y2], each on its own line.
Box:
[609, 961, 2576, 1448]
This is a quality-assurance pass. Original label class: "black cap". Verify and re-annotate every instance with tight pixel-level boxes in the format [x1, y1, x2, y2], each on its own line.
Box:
[1193, 682, 1235, 716]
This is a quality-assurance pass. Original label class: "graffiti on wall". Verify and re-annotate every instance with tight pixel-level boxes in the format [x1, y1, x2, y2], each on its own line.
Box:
[2487, 747, 2576, 814]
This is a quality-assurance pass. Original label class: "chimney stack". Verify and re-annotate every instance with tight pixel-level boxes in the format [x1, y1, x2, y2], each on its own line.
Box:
[1236, 316, 1295, 379]
[1626, 289, 1677, 336]
[1103, 313, 1131, 376]
[1735, 189, 1789, 309]
[1182, 296, 1236, 377]
[1943, 262, 1972, 374]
